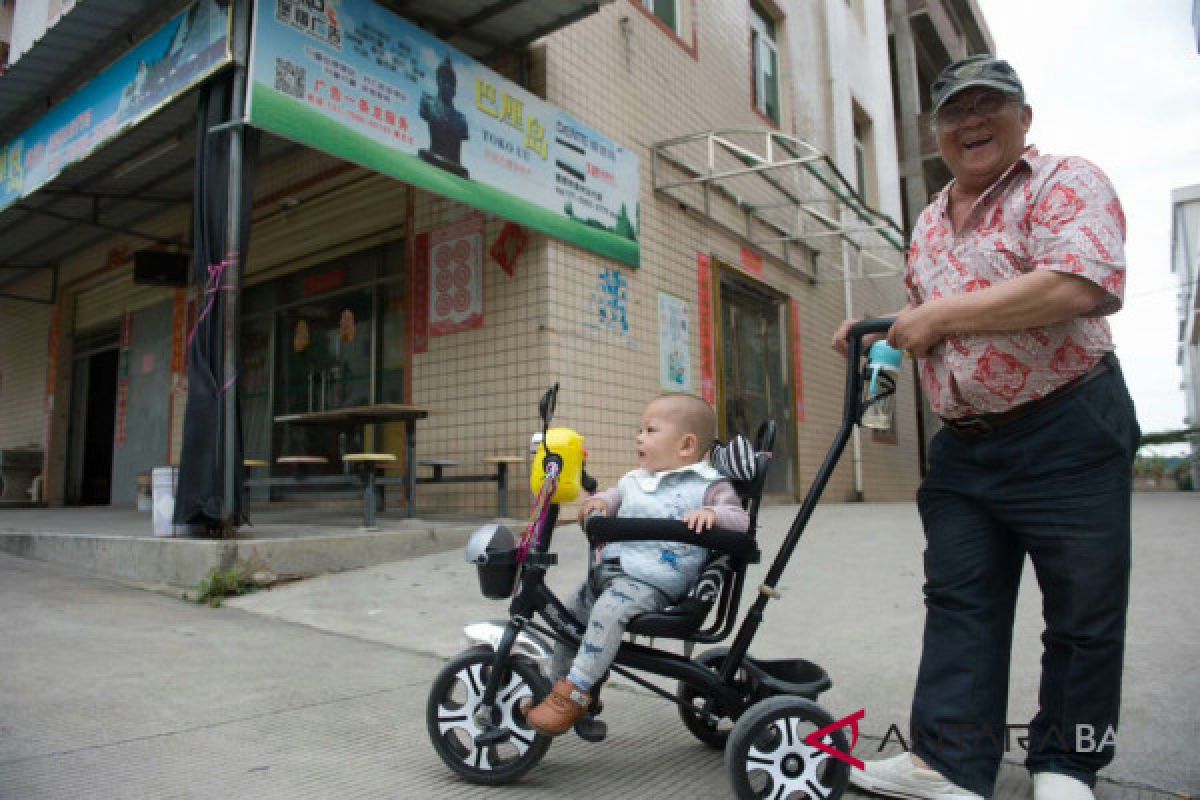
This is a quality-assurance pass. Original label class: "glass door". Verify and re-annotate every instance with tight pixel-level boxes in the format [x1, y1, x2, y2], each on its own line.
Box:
[719, 277, 794, 495]
[274, 289, 374, 466]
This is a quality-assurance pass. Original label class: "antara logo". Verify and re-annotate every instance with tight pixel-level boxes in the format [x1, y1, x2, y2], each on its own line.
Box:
[803, 709, 866, 770]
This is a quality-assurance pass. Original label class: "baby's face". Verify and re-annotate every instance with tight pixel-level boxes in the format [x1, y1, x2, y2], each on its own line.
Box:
[636, 398, 695, 473]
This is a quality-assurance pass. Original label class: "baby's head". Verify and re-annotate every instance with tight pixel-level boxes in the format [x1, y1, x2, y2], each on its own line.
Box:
[637, 393, 717, 473]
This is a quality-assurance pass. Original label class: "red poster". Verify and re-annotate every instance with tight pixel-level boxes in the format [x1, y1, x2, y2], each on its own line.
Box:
[790, 299, 805, 423]
[740, 245, 765, 277]
[429, 216, 484, 335]
[114, 313, 132, 446]
[697, 254, 716, 405]
[302, 267, 346, 297]
[169, 290, 187, 388]
[490, 221, 528, 276]
[42, 303, 62, 450]
[411, 231, 430, 354]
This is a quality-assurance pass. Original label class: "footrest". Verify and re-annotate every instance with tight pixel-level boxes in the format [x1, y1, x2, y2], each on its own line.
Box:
[574, 715, 607, 743]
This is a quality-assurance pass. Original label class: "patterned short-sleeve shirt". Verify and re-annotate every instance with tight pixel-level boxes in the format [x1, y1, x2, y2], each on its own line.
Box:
[906, 147, 1127, 419]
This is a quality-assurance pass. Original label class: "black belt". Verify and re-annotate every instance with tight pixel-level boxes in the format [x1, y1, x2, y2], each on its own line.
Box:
[941, 352, 1115, 439]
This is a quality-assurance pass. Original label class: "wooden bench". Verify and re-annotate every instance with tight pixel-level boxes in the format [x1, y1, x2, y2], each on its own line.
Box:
[379, 455, 524, 517]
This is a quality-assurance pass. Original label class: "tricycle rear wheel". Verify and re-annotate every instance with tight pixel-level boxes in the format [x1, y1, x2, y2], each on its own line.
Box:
[677, 647, 760, 749]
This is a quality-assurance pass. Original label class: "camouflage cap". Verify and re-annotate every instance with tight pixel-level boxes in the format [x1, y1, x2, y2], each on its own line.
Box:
[931, 55, 1025, 114]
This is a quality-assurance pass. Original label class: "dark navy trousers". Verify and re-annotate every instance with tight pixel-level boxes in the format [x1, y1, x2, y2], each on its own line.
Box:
[910, 362, 1139, 797]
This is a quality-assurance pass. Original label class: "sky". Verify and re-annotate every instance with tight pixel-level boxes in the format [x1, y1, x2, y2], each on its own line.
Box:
[974, 0, 1200, 450]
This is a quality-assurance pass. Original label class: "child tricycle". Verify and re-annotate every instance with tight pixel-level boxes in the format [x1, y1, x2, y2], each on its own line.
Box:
[426, 318, 897, 798]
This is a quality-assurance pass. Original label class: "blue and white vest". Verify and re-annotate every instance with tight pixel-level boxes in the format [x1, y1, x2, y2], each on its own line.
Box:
[601, 463, 721, 600]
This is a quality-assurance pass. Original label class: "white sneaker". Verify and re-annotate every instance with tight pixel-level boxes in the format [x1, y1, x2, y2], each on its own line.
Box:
[849, 753, 984, 800]
[1033, 772, 1094, 800]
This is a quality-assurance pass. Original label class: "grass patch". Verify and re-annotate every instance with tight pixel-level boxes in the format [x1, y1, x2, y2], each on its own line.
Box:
[186, 568, 257, 608]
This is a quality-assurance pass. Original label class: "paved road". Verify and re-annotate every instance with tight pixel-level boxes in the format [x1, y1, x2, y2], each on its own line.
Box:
[1, 495, 1195, 798]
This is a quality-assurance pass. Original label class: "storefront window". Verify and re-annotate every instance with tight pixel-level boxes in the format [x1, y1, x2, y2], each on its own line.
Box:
[239, 242, 405, 476]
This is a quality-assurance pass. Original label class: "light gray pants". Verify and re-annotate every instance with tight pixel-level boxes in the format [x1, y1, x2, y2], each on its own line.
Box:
[550, 561, 671, 691]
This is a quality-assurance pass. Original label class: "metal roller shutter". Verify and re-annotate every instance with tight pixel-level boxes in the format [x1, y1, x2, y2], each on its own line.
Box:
[246, 174, 408, 281]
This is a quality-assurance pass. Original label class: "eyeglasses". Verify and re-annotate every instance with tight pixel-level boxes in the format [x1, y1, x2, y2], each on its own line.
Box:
[934, 92, 1016, 131]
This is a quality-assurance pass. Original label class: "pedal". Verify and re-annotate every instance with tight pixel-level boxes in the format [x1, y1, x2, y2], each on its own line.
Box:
[474, 726, 512, 747]
[574, 715, 607, 742]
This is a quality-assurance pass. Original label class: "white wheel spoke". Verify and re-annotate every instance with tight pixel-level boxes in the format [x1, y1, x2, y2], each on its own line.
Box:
[435, 659, 539, 767]
[743, 715, 841, 800]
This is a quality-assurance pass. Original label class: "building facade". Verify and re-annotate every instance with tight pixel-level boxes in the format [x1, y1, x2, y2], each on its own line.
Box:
[1172, 184, 1200, 488]
[0, 0, 923, 521]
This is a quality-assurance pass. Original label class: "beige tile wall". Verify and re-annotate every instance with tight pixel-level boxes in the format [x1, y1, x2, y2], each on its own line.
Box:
[1, 0, 921, 516]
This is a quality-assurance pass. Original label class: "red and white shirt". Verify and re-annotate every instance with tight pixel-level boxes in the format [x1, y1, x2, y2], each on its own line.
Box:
[906, 147, 1126, 419]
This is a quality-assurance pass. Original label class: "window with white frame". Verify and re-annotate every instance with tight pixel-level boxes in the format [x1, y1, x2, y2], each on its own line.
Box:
[750, 2, 780, 124]
[642, 0, 681, 35]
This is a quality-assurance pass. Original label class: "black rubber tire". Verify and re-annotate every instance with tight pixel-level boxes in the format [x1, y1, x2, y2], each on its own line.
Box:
[725, 696, 851, 800]
[678, 647, 759, 749]
[426, 645, 552, 785]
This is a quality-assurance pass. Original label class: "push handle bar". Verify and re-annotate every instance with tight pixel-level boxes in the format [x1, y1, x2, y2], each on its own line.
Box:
[848, 316, 896, 340]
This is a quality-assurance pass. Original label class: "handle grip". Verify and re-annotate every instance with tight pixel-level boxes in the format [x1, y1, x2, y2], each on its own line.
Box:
[848, 316, 896, 340]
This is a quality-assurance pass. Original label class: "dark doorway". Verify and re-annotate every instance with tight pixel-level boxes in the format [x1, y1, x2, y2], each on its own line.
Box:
[67, 331, 121, 506]
[81, 349, 119, 505]
[718, 275, 794, 496]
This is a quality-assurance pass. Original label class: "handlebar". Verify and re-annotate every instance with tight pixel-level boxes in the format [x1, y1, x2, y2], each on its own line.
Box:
[585, 517, 761, 563]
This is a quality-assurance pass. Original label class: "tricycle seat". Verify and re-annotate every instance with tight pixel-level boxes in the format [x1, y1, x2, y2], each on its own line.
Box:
[586, 423, 775, 643]
[627, 555, 732, 638]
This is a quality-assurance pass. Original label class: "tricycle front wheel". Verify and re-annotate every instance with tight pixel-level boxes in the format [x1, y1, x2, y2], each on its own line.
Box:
[426, 645, 552, 784]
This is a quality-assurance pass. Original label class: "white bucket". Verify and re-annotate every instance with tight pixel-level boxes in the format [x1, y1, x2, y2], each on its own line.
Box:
[151, 467, 179, 537]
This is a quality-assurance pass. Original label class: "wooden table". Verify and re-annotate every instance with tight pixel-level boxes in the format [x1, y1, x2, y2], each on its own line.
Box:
[274, 404, 441, 519]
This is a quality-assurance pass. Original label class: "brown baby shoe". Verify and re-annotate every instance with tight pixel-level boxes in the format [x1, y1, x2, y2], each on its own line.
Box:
[525, 679, 591, 736]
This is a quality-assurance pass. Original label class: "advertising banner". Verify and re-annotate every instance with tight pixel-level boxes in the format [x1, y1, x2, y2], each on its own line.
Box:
[247, 0, 641, 267]
[0, 0, 231, 213]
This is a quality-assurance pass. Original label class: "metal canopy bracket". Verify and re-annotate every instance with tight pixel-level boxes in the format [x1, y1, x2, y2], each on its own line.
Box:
[651, 129, 906, 279]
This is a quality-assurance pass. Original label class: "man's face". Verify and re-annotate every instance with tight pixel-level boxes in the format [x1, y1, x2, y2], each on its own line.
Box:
[934, 88, 1032, 192]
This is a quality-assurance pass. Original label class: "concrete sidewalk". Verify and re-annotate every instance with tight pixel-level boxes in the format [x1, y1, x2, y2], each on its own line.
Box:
[227, 493, 1200, 798]
[0, 496, 1194, 798]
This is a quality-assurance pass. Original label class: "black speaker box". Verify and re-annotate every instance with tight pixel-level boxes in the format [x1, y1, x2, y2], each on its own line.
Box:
[133, 250, 190, 287]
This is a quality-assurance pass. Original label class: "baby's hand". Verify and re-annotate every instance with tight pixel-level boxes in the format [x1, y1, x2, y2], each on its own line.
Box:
[683, 508, 717, 533]
[578, 498, 609, 528]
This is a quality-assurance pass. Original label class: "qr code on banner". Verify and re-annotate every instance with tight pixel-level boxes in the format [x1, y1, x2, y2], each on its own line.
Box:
[274, 57, 306, 99]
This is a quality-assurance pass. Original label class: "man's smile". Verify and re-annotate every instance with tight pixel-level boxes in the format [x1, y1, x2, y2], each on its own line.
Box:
[962, 133, 994, 150]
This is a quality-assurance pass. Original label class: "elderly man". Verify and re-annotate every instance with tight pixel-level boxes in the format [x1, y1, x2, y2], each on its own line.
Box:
[835, 56, 1138, 800]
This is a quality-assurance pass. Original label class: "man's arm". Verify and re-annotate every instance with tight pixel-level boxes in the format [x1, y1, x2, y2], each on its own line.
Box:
[887, 271, 1108, 356]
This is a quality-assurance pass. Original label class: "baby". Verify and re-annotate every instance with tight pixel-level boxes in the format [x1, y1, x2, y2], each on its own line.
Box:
[525, 393, 750, 736]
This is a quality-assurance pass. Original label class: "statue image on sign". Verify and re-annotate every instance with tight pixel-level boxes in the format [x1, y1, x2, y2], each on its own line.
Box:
[418, 56, 470, 179]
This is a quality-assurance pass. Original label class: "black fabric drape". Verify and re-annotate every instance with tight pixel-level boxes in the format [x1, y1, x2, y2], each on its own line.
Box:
[174, 73, 259, 534]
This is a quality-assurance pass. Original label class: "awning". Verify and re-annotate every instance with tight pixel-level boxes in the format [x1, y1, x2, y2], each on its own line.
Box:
[0, 0, 611, 141]
[651, 129, 907, 279]
[0, 0, 612, 300]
